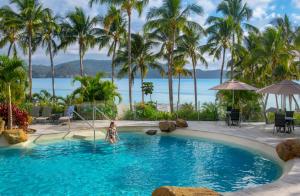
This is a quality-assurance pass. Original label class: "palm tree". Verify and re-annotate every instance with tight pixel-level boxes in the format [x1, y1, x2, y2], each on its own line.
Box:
[0, 56, 26, 129]
[0, 18, 22, 57]
[97, 6, 126, 83]
[40, 10, 60, 98]
[90, 0, 149, 111]
[73, 73, 121, 104]
[204, 16, 234, 84]
[0, 0, 48, 98]
[115, 33, 163, 104]
[216, 0, 253, 79]
[145, 0, 203, 113]
[272, 14, 295, 46]
[176, 29, 207, 110]
[173, 58, 192, 111]
[60, 7, 99, 76]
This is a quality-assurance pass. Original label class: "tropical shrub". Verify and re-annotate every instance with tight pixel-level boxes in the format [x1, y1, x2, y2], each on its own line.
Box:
[176, 103, 199, 120]
[75, 102, 118, 120]
[123, 102, 175, 120]
[176, 103, 218, 121]
[0, 104, 29, 130]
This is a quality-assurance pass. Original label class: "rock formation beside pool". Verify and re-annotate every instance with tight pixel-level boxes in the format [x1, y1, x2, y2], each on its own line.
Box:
[276, 139, 300, 161]
[152, 186, 219, 196]
[3, 129, 28, 145]
[159, 121, 176, 132]
[176, 119, 188, 128]
[146, 130, 157, 135]
[0, 119, 5, 135]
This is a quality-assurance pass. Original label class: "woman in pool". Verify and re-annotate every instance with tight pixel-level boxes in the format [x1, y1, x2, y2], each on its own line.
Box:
[106, 121, 118, 144]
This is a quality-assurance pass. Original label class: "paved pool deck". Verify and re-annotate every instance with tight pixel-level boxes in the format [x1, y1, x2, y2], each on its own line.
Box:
[28, 120, 300, 196]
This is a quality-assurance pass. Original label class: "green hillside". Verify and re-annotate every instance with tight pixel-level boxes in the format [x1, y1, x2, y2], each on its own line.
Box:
[32, 59, 226, 78]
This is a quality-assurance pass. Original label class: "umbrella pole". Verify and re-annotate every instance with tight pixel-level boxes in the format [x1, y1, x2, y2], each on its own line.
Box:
[275, 94, 279, 111]
[232, 90, 234, 108]
[292, 95, 300, 110]
[289, 95, 292, 111]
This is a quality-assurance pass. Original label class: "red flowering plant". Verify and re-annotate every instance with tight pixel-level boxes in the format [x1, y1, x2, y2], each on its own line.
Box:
[0, 104, 29, 131]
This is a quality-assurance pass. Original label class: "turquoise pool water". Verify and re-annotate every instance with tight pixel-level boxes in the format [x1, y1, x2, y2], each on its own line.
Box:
[0, 132, 282, 195]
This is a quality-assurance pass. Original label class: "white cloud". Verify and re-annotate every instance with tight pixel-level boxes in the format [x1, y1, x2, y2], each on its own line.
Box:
[292, 0, 300, 9]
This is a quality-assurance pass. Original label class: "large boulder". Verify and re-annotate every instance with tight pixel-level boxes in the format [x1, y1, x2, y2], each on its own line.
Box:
[3, 129, 28, 145]
[152, 186, 219, 196]
[159, 121, 176, 132]
[176, 119, 188, 128]
[146, 130, 157, 135]
[0, 119, 5, 135]
[276, 139, 300, 161]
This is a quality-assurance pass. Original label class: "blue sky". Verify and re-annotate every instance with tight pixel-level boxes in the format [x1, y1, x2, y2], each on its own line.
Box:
[0, 0, 299, 69]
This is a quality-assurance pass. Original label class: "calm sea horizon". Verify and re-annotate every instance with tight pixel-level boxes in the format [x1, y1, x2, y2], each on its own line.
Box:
[32, 78, 299, 109]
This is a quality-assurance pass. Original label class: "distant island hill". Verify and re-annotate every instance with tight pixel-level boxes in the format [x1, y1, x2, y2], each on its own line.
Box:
[32, 59, 226, 79]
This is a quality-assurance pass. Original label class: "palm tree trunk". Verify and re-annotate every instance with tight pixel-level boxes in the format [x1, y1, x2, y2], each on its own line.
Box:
[28, 33, 33, 99]
[7, 43, 13, 57]
[192, 59, 198, 110]
[111, 40, 117, 83]
[177, 74, 181, 111]
[231, 35, 235, 80]
[220, 47, 226, 84]
[141, 68, 144, 104]
[79, 44, 84, 76]
[127, 10, 133, 111]
[168, 33, 176, 113]
[49, 42, 55, 98]
[8, 83, 12, 130]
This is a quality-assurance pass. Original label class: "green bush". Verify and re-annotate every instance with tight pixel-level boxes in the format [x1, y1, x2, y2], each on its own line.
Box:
[123, 102, 175, 120]
[75, 102, 117, 120]
[123, 102, 218, 121]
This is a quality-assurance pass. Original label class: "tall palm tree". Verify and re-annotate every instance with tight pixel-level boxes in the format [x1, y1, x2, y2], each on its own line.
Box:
[0, 19, 22, 57]
[0, 56, 26, 129]
[60, 7, 99, 76]
[216, 0, 253, 79]
[40, 10, 60, 98]
[97, 6, 126, 83]
[176, 29, 207, 110]
[203, 16, 234, 84]
[116, 33, 163, 104]
[90, 0, 149, 111]
[173, 58, 192, 111]
[145, 0, 203, 113]
[0, 0, 48, 98]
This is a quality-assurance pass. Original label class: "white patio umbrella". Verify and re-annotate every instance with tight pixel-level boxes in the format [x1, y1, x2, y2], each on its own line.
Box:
[210, 80, 258, 106]
[257, 80, 300, 111]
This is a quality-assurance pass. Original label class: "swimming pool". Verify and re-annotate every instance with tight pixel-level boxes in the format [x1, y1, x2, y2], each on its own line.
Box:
[0, 132, 282, 195]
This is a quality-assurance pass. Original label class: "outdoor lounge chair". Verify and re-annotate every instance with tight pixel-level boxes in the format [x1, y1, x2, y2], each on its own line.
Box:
[229, 109, 241, 127]
[59, 106, 75, 128]
[36, 106, 52, 123]
[225, 106, 232, 125]
[274, 113, 291, 134]
[30, 106, 40, 120]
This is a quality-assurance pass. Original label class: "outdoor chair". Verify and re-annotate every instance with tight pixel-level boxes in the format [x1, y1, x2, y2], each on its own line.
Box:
[285, 111, 295, 131]
[30, 106, 40, 120]
[36, 106, 52, 123]
[229, 109, 241, 127]
[59, 106, 75, 129]
[274, 113, 291, 134]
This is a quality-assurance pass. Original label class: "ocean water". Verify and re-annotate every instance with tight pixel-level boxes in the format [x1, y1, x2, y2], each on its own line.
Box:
[32, 78, 299, 109]
[0, 132, 282, 195]
[32, 78, 221, 104]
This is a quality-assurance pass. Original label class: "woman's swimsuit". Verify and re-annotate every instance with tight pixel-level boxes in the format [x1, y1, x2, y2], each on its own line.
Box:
[108, 127, 116, 139]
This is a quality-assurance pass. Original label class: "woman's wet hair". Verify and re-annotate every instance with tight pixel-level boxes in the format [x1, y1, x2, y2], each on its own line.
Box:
[110, 121, 115, 127]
